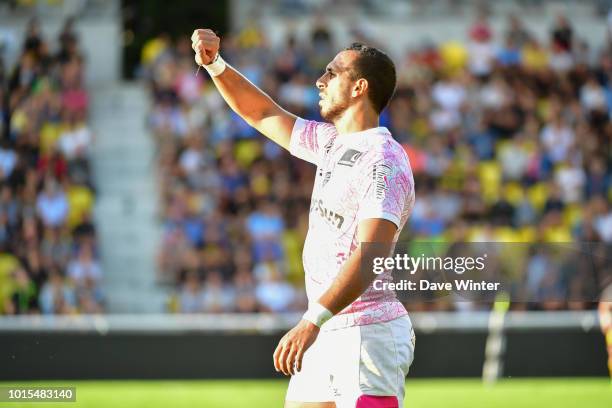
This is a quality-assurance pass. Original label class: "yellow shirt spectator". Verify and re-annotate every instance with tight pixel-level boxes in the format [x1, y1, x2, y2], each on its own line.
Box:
[67, 185, 94, 229]
[522, 42, 549, 71]
[39, 121, 62, 154]
[141, 35, 169, 66]
[0, 253, 20, 314]
[478, 161, 502, 204]
[439, 41, 468, 74]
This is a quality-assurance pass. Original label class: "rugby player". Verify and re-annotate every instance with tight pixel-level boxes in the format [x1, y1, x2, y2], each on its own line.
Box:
[192, 28, 416, 408]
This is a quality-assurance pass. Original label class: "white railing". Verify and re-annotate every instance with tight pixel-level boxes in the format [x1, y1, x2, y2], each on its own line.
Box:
[0, 311, 600, 334]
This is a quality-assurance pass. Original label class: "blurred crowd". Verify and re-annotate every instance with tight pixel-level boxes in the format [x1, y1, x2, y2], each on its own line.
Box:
[0, 17, 102, 315]
[143, 12, 611, 313]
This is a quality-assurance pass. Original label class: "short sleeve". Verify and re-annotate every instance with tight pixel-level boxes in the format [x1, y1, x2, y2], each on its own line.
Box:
[289, 118, 337, 166]
[357, 156, 414, 230]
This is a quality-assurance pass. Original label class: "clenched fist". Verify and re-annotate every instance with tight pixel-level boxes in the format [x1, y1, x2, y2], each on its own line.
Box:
[191, 29, 220, 66]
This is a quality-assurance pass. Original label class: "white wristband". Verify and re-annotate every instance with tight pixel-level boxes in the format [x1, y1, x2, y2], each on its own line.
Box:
[302, 302, 333, 328]
[203, 53, 226, 77]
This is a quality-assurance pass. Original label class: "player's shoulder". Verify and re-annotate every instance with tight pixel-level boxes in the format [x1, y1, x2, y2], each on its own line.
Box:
[295, 117, 338, 137]
[358, 128, 409, 167]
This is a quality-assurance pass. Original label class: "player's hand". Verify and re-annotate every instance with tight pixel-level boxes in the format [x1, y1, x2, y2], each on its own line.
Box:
[273, 319, 320, 376]
[191, 29, 220, 66]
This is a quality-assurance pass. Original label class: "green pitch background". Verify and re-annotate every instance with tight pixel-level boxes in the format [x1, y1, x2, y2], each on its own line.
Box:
[1, 379, 610, 407]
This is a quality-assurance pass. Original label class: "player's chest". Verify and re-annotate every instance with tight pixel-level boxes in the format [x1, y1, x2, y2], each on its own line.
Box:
[312, 144, 366, 209]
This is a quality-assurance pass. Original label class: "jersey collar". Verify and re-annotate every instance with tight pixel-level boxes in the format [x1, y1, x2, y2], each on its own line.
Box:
[336, 126, 392, 148]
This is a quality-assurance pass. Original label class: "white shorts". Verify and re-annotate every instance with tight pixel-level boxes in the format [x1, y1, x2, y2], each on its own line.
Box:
[285, 315, 415, 408]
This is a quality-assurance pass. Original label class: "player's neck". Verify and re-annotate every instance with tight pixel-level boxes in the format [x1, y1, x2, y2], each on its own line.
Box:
[333, 105, 379, 135]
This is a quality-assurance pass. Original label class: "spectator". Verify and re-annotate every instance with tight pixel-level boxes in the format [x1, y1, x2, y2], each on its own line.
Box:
[505, 14, 530, 48]
[255, 268, 296, 313]
[57, 112, 92, 161]
[555, 159, 586, 204]
[178, 270, 204, 313]
[593, 198, 612, 243]
[497, 35, 521, 67]
[550, 13, 574, 72]
[201, 270, 234, 313]
[246, 200, 285, 263]
[551, 13, 573, 53]
[39, 269, 77, 315]
[233, 267, 259, 313]
[66, 243, 102, 286]
[580, 76, 608, 115]
[0, 15, 98, 315]
[12, 266, 37, 312]
[540, 114, 575, 164]
[585, 157, 610, 199]
[149, 15, 611, 313]
[467, 13, 495, 78]
[75, 276, 104, 314]
[36, 178, 68, 228]
[0, 140, 17, 179]
[40, 226, 72, 269]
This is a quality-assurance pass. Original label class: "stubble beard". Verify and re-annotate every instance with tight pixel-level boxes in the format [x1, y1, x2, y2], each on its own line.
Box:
[320, 98, 349, 123]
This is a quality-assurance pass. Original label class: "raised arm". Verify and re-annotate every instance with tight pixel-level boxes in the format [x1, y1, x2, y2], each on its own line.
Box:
[191, 29, 296, 149]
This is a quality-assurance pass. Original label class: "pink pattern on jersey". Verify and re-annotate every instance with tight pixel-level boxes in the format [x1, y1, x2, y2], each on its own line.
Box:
[290, 118, 415, 330]
[293, 119, 337, 163]
[301, 120, 320, 153]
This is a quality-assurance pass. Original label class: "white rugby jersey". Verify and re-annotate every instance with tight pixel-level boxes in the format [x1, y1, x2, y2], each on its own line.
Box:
[289, 118, 416, 329]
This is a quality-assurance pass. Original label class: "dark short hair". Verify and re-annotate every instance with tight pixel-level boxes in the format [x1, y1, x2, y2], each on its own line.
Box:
[344, 42, 397, 114]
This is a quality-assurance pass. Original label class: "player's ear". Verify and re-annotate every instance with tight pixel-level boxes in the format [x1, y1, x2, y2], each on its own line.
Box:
[352, 78, 368, 98]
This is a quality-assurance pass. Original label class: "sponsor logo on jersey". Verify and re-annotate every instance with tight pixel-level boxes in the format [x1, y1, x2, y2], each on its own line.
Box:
[317, 169, 332, 187]
[311, 198, 344, 228]
[372, 164, 392, 200]
[323, 138, 335, 156]
[337, 149, 363, 167]
[322, 171, 332, 187]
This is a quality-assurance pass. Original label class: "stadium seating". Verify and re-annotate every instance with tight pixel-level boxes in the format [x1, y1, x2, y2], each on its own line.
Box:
[144, 14, 611, 313]
[0, 17, 101, 315]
